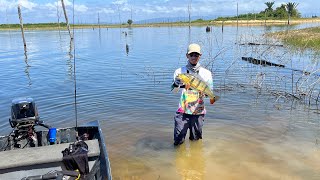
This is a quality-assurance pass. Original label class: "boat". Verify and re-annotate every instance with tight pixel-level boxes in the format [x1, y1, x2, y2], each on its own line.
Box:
[0, 97, 112, 180]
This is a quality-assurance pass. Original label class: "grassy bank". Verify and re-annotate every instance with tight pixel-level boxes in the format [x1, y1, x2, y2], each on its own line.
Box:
[267, 27, 320, 50]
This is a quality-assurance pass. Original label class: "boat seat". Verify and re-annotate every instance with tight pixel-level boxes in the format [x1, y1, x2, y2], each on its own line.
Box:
[0, 139, 100, 170]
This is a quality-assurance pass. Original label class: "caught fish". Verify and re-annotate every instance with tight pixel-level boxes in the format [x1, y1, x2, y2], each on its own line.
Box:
[177, 73, 219, 103]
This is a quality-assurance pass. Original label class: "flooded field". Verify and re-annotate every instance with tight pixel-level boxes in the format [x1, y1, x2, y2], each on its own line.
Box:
[0, 23, 320, 179]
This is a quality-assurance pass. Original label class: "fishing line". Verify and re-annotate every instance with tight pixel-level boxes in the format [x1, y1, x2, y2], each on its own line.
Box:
[72, 0, 78, 127]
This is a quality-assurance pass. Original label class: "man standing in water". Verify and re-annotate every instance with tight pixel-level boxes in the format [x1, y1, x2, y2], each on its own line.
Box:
[172, 43, 214, 146]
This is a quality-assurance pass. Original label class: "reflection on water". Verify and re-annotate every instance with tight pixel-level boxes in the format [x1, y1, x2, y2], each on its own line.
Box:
[24, 51, 32, 87]
[125, 44, 129, 56]
[175, 141, 205, 180]
[67, 39, 74, 79]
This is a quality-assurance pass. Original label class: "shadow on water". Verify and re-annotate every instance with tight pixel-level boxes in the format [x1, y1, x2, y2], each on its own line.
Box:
[134, 136, 173, 152]
[98, 27, 101, 46]
[133, 136, 205, 179]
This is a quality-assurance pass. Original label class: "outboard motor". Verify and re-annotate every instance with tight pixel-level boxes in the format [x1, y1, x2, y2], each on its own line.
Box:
[9, 97, 39, 128]
[8, 98, 40, 149]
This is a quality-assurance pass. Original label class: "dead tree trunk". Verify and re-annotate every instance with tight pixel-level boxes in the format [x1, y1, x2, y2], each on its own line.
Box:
[188, 2, 191, 29]
[18, 5, 27, 50]
[98, 12, 101, 29]
[61, 0, 73, 39]
[117, 5, 121, 28]
[236, 2, 239, 29]
[6, 8, 12, 36]
[56, 0, 61, 34]
[222, 21, 224, 33]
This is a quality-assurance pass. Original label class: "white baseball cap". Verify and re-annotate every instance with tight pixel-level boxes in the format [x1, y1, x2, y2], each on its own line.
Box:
[187, 43, 201, 54]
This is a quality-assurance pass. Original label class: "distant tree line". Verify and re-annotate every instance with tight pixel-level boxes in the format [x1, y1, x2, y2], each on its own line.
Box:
[0, 22, 67, 28]
[216, 2, 301, 21]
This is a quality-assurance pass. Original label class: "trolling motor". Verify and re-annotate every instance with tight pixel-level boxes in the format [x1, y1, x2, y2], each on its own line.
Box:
[8, 98, 50, 149]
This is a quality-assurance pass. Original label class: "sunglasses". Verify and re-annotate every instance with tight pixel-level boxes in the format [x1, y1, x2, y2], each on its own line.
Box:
[189, 53, 200, 57]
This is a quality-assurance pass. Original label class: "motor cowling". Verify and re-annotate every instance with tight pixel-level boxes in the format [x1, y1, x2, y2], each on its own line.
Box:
[9, 97, 39, 128]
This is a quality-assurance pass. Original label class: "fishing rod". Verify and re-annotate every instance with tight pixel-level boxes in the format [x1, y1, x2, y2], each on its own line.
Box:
[72, 0, 78, 127]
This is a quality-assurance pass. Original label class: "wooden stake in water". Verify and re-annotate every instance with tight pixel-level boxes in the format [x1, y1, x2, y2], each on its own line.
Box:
[98, 13, 101, 29]
[56, 0, 61, 34]
[264, 11, 267, 26]
[18, 5, 26, 50]
[236, 2, 238, 29]
[188, 1, 191, 29]
[222, 21, 224, 33]
[61, 0, 73, 39]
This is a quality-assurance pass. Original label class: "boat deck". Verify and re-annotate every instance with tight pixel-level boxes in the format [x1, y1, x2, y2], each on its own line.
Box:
[0, 139, 100, 170]
[0, 139, 100, 179]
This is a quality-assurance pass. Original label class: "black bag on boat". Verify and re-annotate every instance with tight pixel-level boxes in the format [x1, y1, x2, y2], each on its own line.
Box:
[62, 140, 89, 175]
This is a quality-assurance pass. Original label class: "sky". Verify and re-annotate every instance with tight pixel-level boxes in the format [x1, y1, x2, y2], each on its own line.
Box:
[0, 0, 319, 24]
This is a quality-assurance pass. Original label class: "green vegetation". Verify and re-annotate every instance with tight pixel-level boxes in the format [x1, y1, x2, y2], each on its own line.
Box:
[286, 2, 299, 17]
[191, 18, 206, 23]
[267, 27, 320, 50]
[127, 19, 133, 25]
[0, 22, 67, 29]
[216, 1, 300, 21]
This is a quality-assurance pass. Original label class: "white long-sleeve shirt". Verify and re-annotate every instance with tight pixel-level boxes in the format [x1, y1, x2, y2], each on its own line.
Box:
[173, 66, 213, 115]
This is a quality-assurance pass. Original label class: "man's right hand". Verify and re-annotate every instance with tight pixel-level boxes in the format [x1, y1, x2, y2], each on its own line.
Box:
[174, 77, 182, 86]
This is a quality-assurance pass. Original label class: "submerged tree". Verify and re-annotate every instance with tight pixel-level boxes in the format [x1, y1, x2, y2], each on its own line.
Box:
[127, 19, 133, 25]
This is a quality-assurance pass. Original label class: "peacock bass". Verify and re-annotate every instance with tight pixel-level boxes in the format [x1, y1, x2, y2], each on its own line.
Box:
[176, 73, 219, 104]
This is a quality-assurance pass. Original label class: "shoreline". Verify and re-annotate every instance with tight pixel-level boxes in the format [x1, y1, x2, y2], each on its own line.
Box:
[1, 18, 320, 30]
[266, 26, 320, 50]
[214, 18, 320, 26]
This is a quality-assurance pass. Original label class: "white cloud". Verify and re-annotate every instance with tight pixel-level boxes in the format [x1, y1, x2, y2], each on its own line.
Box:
[62, 0, 72, 6]
[0, 0, 39, 12]
[154, 6, 170, 13]
[45, 0, 88, 13]
[171, 7, 187, 13]
[122, 6, 131, 12]
[57, 0, 87, 12]
[75, 4, 88, 13]
[18, 0, 37, 10]
[44, 2, 57, 11]
[0, 0, 17, 12]
[112, 0, 128, 6]
[100, 8, 115, 14]
[141, 8, 156, 14]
